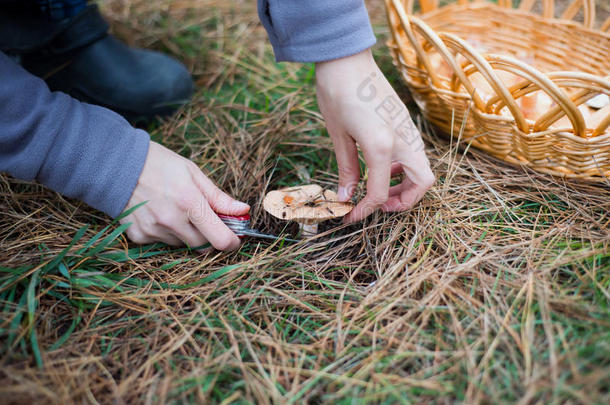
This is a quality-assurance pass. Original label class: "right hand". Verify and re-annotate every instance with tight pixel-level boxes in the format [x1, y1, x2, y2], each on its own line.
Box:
[315, 49, 435, 223]
[120, 141, 250, 251]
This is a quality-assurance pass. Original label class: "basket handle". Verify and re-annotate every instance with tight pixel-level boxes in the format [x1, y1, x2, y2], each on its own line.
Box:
[520, 0, 597, 29]
[390, 2, 529, 132]
[391, 0, 606, 136]
[468, 56, 588, 136]
[388, 0, 443, 88]
[491, 72, 610, 136]
[557, 0, 596, 29]
[389, 0, 485, 110]
[401, 0, 474, 15]
[433, 32, 531, 132]
[537, 73, 610, 136]
[463, 68, 609, 137]
[401, 0, 597, 29]
[594, 114, 610, 137]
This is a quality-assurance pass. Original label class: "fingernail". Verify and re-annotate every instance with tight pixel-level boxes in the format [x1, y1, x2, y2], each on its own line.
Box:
[232, 201, 250, 211]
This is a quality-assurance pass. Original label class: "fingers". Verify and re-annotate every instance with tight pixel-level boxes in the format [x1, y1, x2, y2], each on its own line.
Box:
[382, 159, 435, 213]
[125, 209, 208, 248]
[164, 223, 209, 250]
[123, 142, 244, 252]
[125, 226, 157, 245]
[158, 232, 184, 247]
[382, 177, 420, 212]
[382, 176, 434, 212]
[342, 135, 434, 221]
[332, 135, 360, 201]
[125, 223, 182, 247]
[187, 196, 241, 251]
[127, 212, 217, 251]
[186, 164, 246, 250]
[390, 161, 403, 177]
[189, 164, 250, 216]
[345, 140, 392, 222]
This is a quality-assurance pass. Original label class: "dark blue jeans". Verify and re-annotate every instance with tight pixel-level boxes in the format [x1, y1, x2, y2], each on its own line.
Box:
[35, 0, 87, 20]
[0, 0, 93, 53]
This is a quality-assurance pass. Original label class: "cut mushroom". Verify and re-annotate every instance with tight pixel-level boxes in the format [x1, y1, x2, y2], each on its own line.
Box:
[263, 184, 354, 237]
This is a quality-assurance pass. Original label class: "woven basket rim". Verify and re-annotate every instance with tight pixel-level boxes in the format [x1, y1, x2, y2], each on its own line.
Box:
[386, 0, 610, 181]
[414, 1, 610, 38]
[389, 38, 610, 141]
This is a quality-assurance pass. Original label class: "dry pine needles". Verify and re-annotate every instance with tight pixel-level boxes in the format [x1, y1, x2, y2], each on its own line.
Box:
[0, 1, 608, 404]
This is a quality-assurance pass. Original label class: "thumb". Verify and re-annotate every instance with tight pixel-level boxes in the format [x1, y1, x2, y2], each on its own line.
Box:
[190, 168, 250, 215]
[334, 137, 361, 202]
[208, 187, 250, 215]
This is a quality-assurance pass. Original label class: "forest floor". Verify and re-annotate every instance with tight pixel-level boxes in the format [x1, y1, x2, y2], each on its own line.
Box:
[1, 1, 608, 403]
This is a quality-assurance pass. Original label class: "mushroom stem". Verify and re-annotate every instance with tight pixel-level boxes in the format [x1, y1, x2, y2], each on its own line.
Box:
[298, 222, 318, 238]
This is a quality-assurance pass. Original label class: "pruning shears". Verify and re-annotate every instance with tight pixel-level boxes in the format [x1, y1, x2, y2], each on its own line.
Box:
[218, 213, 298, 243]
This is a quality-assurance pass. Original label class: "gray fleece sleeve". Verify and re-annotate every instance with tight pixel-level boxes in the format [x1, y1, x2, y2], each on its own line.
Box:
[257, 0, 376, 63]
[0, 51, 149, 218]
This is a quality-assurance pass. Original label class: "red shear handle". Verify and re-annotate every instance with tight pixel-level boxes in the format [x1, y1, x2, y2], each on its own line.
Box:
[217, 213, 251, 239]
[217, 213, 251, 221]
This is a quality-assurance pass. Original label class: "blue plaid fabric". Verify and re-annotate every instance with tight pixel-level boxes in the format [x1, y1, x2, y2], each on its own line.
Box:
[36, 0, 87, 20]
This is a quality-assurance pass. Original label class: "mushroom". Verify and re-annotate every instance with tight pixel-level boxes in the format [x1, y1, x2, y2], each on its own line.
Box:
[263, 184, 354, 237]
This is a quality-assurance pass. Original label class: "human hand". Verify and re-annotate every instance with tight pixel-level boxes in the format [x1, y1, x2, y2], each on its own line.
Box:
[315, 49, 435, 222]
[120, 141, 250, 251]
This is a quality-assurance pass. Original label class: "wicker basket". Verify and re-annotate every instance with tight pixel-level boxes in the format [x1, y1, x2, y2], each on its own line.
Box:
[386, 0, 610, 182]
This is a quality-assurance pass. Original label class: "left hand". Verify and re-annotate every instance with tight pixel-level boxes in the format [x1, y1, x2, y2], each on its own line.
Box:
[315, 49, 435, 222]
[120, 141, 249, 251]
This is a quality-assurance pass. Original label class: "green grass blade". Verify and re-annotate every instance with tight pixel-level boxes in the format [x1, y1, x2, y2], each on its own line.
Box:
[29, 327, 43, 368]
[44, 225, 89, 272]
[85, 223, 132, 257]
[49, 311, 81, 351]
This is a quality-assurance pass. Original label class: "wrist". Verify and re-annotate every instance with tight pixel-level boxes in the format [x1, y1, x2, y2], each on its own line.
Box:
[315, 48, 375, 78]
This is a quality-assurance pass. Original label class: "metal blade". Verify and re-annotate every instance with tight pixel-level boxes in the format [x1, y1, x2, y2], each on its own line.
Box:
[237, 229, 299, 243]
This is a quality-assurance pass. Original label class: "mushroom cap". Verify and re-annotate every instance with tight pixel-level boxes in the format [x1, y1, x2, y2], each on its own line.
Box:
[263, 184, 353, 225]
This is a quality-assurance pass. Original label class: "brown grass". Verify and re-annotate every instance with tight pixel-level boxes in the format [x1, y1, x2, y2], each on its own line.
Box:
[0, 1, 608, 404]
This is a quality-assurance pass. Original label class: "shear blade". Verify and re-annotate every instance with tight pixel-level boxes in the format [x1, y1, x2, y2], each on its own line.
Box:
[238, 229, 298, 243]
